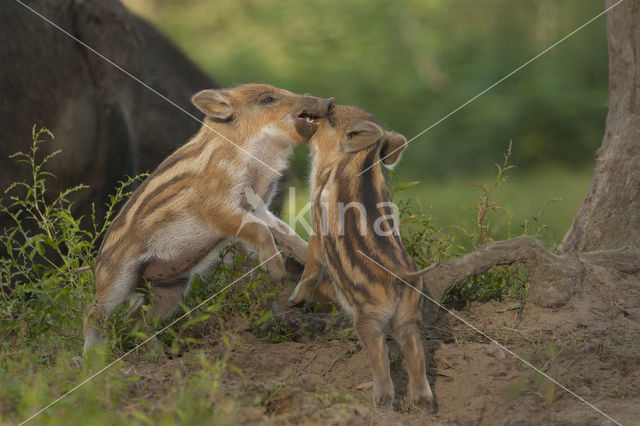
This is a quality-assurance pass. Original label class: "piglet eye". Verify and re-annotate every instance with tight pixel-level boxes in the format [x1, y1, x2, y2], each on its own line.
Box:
[261, 96, 274, 104]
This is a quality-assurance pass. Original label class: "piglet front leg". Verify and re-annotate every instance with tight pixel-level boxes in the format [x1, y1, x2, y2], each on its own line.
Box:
[211, 210, 286, 285]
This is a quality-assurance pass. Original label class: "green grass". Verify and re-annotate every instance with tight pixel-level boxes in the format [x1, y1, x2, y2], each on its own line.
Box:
[396, 166, 592, 248]
[0, 127, 275, 425]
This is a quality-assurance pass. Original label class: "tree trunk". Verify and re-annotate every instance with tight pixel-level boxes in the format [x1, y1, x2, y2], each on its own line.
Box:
[421, 0, 640, 313]
[559, 0, 640, 253]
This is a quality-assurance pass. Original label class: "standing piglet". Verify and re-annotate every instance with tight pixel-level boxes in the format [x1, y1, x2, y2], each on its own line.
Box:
[288, 105, 434, 410]
[83, 84, 333, 354]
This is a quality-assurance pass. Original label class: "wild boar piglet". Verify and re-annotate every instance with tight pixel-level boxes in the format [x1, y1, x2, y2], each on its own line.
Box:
[84, 83, 334, 354]
[289, 105, 434, 410]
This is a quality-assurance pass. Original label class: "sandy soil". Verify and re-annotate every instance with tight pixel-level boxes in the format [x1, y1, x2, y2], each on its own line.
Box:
[120, 293, 639, 425]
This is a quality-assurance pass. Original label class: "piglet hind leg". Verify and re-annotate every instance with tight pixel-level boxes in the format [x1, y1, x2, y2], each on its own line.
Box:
[83, 304, 105, 355]
[355, 315, 395, 408]
[126, 278, 190, 355]
[83, 262, 141, 356]
[149, 278, 189, 320]
[391, 318, 434, 412]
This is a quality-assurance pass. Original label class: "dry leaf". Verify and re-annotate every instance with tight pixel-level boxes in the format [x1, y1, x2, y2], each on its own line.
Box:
[356, 381, 373, 391]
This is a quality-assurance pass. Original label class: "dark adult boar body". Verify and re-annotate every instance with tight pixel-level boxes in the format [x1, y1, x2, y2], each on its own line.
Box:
[0, 0, 216, 231]
[289, 106, 434, 410]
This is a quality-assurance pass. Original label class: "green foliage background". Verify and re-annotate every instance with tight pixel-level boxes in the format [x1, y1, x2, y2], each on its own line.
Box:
[125, 0, 607, 176]
[124, 0, 608, 240]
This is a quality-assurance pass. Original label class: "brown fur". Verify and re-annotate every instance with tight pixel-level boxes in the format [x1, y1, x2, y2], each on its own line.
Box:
[83, 83, 333, 354]
[288, 105, 434, 409]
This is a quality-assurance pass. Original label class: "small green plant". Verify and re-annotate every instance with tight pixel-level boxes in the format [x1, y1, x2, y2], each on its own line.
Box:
[456, 141, 515, 251]
[511, 340, 563, 406]
[398, 198, 456, 268]
[390, 145, 529, 309]
[521, 197, 562, 247]
[0, 127, 276, 424]
[154, 352, 243, 424]
[437, 143, 529, 307]
[0, 126, 142, 349]
[390, 168, 456, 270]
[393, 143, 528, 307]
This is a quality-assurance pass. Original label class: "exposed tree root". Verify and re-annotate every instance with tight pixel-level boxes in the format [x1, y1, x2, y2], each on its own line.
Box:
[423, 235, 640, 309]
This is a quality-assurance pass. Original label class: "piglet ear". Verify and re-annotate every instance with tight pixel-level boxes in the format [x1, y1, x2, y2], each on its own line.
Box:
[339, 119, 384, 153]
[191, 89, 235, 121]
[380, 131, 407, 167]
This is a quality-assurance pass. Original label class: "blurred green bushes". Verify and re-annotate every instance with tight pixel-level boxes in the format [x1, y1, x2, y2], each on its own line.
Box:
[125, 0, 608, 181]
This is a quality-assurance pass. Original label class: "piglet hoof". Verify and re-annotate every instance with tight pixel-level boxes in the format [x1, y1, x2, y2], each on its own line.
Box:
[409, 378, 435, 413]
[148, 336, 166, 353]
[410, 382, 436, 413]
[373, 388, 394, 410]
[271, 293, 294, 315]
[412, 395, 436, 413]
[286, 279, 310, 308]
[430, 393, 438, 414]
[286, 294, 303, 308]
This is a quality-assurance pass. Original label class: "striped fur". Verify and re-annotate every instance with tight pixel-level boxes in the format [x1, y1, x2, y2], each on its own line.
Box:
[83, 84, 333, 354]
[289, 105, 434, 410]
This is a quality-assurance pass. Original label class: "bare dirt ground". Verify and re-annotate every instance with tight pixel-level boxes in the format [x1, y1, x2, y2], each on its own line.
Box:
[120, 291, 639, 426]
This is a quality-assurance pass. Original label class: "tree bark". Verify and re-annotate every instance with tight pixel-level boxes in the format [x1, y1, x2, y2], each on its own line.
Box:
[559, 0, 640, 253]
[422, 0, 640, 312]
